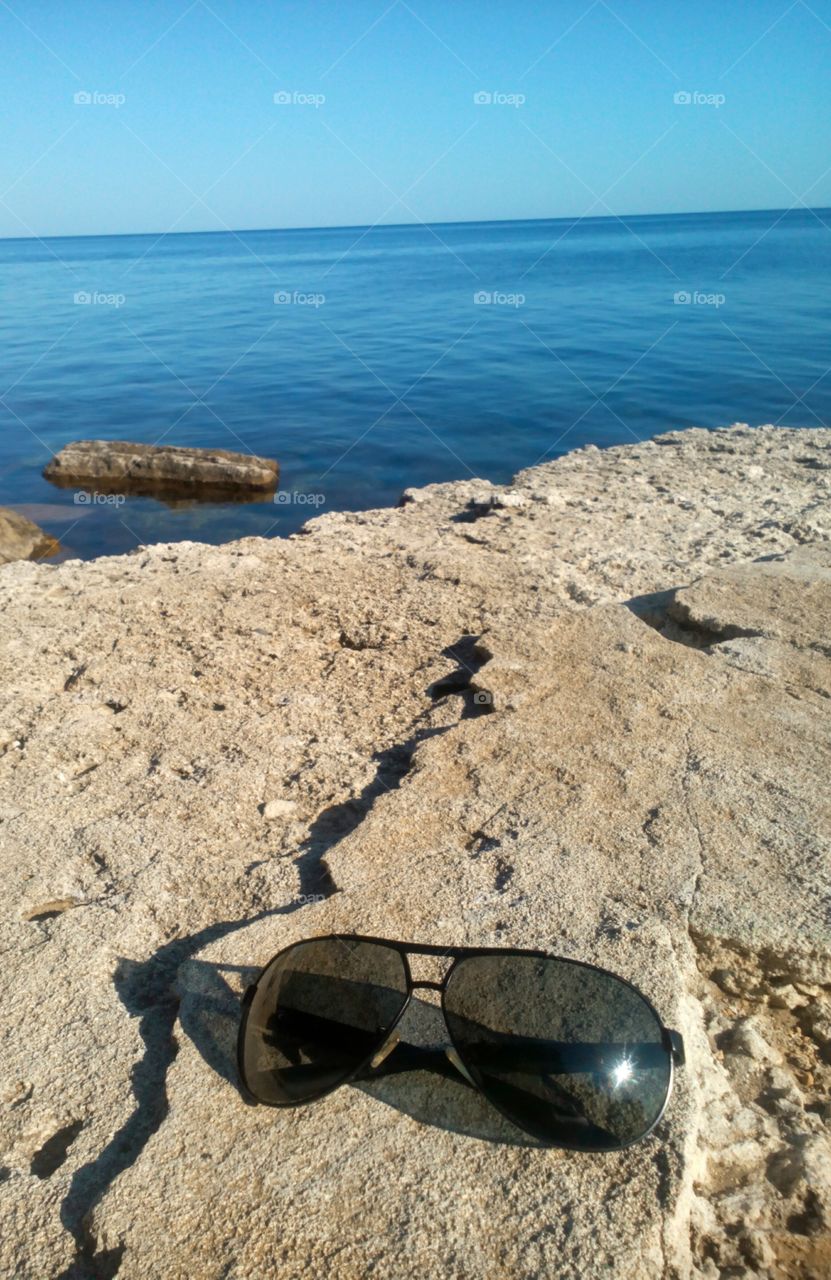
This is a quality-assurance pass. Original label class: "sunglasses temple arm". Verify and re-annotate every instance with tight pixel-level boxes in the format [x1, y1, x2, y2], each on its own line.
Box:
[358, 1032, 685, 1084]
[438, 1036, 686, 1075]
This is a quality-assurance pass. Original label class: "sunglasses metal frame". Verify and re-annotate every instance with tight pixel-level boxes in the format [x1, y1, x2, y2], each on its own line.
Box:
[237, 932, 686, 1151]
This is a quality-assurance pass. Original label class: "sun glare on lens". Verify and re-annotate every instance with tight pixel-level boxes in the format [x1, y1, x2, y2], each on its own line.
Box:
[610, 1057, 634, 1089]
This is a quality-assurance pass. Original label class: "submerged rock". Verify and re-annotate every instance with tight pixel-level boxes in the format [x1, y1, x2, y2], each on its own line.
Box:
[43, 439, 279, 496]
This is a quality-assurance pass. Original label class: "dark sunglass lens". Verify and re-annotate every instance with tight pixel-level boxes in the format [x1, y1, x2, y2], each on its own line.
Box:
[444, 954, 672, 1150]
[241, 938, 409, 1104]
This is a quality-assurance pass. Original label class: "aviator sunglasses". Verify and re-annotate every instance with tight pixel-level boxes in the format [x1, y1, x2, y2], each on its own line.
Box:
[237, 934, 685, 1152]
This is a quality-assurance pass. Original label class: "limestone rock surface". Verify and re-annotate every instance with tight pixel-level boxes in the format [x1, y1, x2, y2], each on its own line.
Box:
[0, 424, 829, 1279]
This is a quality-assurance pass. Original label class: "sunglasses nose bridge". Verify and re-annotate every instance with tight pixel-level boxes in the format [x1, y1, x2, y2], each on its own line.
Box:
[405, 952, 455, 990]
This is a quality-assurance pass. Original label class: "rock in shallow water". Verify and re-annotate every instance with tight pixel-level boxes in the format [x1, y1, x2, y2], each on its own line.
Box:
[43, 439, 279, 496]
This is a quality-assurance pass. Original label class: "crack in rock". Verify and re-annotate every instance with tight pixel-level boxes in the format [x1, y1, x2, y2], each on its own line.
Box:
[296, 633, 496, 897]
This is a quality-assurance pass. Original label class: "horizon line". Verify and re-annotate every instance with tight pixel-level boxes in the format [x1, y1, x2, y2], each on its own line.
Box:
[0, 205, 827, 244]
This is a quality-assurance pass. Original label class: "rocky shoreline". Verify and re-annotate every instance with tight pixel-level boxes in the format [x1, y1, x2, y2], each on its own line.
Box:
[1, 424, 829, 1278]
[0, 507, 60, 566]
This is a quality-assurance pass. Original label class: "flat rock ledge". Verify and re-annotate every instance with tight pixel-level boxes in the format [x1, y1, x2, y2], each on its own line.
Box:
[43, 439, 279, 496]
[1, 424, 830, 1280]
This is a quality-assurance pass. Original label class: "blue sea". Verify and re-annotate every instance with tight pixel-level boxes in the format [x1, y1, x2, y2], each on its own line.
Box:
[1, 208, 829, 560]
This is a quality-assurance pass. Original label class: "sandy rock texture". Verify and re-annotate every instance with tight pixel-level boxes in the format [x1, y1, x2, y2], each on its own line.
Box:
[0, 424, 829, 1279]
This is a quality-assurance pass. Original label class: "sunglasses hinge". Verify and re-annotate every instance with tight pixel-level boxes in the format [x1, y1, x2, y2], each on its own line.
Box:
[665, 1028, 685, 1066]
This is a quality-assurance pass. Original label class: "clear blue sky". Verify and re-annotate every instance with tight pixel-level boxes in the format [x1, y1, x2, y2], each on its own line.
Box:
[1, 0, 829, 237]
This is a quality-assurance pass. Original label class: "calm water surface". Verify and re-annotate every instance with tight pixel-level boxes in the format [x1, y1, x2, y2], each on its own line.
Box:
[0, 208, 828, 559]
